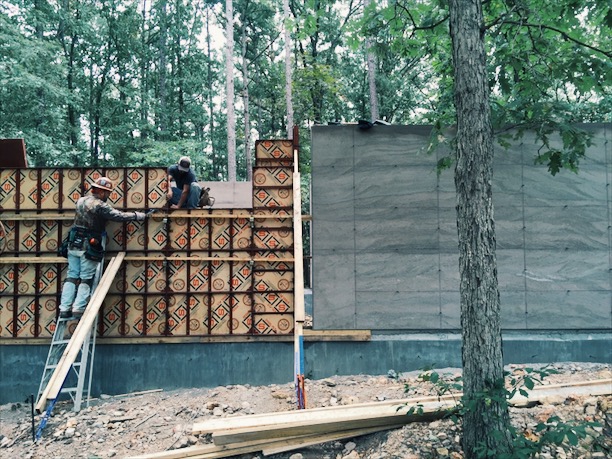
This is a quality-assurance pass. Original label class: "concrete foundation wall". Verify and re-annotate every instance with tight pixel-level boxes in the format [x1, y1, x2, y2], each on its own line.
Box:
[311, 124, 612, 332]
[1, 332, 609, 404]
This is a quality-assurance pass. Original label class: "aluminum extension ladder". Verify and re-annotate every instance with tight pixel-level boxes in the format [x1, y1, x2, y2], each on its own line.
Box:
[36, 314, 97, 412]
[35, 258, 104, 440]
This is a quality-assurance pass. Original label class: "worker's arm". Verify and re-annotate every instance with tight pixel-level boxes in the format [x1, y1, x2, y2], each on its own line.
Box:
[166, 173, 174, 201]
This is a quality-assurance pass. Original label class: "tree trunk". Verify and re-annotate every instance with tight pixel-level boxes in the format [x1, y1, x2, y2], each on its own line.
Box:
[283, 0, 293, 139]
[225, 0, 237, 181]
[364, 0, 378, 122]
[175, 0, 185, 137]
[158, 0, 169, 140]
[449, 1, 513, 457]
[140, 0, 149, 140]
[205, 5, 216, 180]
[241, 25, 252, 182]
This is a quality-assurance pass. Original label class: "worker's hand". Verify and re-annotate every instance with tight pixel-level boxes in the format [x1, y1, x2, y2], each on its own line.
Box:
[134, 211, 146, 221]
[166, 191, 173, 200]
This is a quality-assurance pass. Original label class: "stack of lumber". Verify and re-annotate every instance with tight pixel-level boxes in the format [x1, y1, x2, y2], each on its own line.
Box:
[126, 378, 611, 459]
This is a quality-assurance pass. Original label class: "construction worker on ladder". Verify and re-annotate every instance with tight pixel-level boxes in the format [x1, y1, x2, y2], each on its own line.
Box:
[58, 176, 147, 319]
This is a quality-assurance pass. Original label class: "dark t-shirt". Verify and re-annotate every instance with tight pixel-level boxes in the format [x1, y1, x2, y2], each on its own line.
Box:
[167, 164, 197, 190]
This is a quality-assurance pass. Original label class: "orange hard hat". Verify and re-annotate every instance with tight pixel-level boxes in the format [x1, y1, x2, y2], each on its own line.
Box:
[91, 176, 114, 192]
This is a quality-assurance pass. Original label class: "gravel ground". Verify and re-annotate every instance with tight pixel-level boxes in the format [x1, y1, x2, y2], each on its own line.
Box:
[1, 362, 610, 459]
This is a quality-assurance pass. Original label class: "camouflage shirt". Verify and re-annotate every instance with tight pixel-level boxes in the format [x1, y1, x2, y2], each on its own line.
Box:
[73, 194, 138, 234]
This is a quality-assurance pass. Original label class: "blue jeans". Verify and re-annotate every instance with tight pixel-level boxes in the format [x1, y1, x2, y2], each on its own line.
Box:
[170, 182, 202, 209]
[59, 248, 100, 313]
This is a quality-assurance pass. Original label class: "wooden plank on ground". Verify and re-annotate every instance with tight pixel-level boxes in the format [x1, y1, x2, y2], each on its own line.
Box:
[193, 377, 612, 436]
[126, 424, 405, 459]
[136, 379, 611, 459]
[211, 399, 456, 445]
[125, 433, 318, 459]
[261, 423, 406, 456]
[192, 392, 460, 434]
[35, 253, 126, 412]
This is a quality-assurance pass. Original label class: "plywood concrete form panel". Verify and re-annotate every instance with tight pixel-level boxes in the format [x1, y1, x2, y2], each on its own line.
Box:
[1, 139, 297, 340]
[311, 123, 612, 332]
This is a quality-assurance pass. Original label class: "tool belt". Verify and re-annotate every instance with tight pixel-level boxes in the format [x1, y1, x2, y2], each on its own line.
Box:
[68, 227, 105, 261]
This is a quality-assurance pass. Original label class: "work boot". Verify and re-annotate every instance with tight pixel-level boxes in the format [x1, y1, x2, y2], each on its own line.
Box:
[59, 310, 73, 319]
[72, 308, 85, 318]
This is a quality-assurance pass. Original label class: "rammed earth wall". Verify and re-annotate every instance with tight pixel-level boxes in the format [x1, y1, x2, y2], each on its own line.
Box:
[311, 123, 612, 332]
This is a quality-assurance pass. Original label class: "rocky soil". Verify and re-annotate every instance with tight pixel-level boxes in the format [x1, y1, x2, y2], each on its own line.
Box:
[1, 363, 610, 459]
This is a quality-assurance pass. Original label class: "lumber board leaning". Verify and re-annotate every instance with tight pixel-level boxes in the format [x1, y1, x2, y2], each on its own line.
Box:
[292, 161, 305, 323]
[35, 253, 126, 413]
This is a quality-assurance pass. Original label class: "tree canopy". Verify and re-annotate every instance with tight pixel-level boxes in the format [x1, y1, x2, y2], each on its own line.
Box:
[0, 0, 609, 176]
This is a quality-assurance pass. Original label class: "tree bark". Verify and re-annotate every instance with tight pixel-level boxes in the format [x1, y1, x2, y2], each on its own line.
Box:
[140, 0, 150, 140]
[226, 0, 237, 181]
[205, 5, 217, 180]
[364, 0, 379, 122]
[241, 20, 252, 182]
[283, 0, 293, 139]
[158, 0, 169, 140]
[449, 0, 513, 457]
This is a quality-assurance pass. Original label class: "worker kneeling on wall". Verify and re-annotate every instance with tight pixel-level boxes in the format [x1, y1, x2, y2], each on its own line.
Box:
[58, 176, 148, 319]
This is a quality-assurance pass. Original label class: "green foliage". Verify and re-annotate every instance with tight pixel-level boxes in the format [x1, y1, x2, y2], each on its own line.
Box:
[474, 414, 599, 459]
[401, 366, 603, 459]
[0, 0, 609, 175]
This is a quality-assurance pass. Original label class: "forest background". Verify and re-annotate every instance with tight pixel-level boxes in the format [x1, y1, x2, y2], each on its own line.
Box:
[1, 0, 609, 183]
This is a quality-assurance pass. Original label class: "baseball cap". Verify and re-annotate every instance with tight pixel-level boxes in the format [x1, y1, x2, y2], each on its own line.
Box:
[178, 156, 191, 172]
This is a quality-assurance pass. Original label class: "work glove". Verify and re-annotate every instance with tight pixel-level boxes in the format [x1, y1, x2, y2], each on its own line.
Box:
[134, 211, 146, 221]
